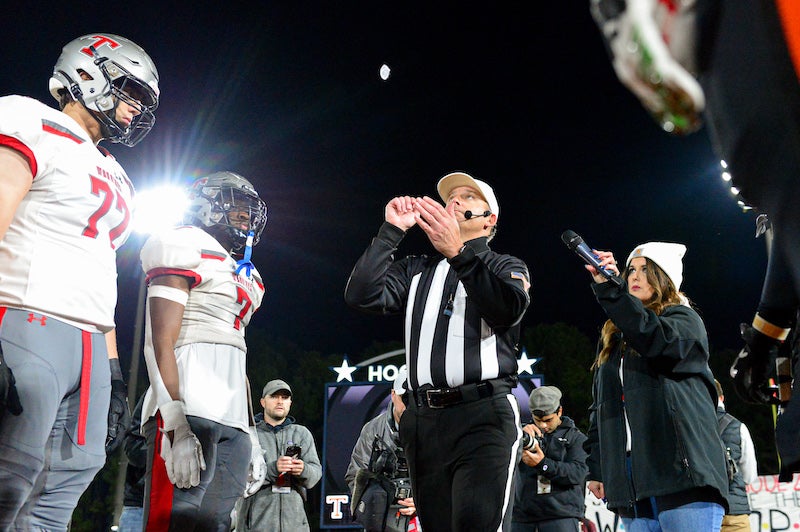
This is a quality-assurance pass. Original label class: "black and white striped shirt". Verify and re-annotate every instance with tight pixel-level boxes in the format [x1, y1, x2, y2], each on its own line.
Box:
[345, 222, 531, 390]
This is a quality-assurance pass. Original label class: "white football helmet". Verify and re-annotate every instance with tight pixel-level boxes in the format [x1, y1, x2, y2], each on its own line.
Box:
[49, 34, 160, 146]
[184, 172, 268, 252]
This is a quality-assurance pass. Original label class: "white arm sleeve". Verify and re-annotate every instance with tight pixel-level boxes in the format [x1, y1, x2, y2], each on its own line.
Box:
[738, 423, 758, 484]
[148, 284, 189, 306]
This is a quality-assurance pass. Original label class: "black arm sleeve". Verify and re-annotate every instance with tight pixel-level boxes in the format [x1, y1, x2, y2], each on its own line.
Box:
[344, 222, 412, 315]
[448, 244, 531, 328]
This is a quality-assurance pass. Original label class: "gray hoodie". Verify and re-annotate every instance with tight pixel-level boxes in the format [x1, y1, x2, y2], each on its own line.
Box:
[345, 402, 402, 494]
[235, 416, 322, 531]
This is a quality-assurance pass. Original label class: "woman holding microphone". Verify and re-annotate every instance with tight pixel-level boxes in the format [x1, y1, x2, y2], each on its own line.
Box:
[583, 242, 729, 532]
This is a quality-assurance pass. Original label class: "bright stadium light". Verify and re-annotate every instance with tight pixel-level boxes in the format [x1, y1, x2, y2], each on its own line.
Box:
[114, 182, 188, 523]
[131, 184, 187, 235]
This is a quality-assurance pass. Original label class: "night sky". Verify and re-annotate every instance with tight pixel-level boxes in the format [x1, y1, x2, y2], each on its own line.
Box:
[1, 2, 766, 364]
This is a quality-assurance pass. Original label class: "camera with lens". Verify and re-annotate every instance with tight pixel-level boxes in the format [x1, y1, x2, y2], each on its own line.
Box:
[390, 476, 412, 501]
[521, 429, 544, 452]
[368, 436, 396, 476]
[355, 436, 414, 530]
[390, 449, 411, 501]
[393, 449, 408, 476]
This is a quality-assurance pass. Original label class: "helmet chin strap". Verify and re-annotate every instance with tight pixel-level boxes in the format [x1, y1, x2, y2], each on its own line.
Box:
[58, 71, 111, 139]
[92, 109, 116, 140]
[235, 231, 256, 278]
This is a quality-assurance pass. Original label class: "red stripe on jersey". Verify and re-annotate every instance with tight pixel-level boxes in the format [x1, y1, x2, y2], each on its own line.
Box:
[145, 413, 176, 531]
[200, 250, 227, 261]
[256, 279, 264, 291]
[77, 331, 92, 446]
[146, 268, 203, 289]
[0, 134, 38, 178]
[42, 121, 85, 144]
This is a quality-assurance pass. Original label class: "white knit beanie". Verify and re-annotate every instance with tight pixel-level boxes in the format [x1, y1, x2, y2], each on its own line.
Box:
[626, 242, 687, 291]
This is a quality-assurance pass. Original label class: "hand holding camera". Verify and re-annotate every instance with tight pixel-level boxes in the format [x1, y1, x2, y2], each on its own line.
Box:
[367, 437, 414, 503]
[520, 424, 546, 467]
[521, 423, 544, 450]
[354, 436, 416, 529]
[521, 432, 544, 452]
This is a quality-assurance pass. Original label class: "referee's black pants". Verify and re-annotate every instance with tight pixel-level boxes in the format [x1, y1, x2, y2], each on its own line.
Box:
[399, 391, 521, 532]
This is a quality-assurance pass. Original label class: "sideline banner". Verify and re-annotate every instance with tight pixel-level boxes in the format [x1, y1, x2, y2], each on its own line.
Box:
[583, 473, 800, 531]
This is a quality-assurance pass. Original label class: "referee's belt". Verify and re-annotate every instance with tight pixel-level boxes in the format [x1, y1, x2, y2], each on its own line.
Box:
[412, 377, 515, 409]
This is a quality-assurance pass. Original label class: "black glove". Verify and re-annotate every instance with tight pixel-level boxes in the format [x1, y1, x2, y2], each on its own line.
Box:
[106, 358, 130, 455]
[730, 323, 781, 404]
[0, 342, 23, 419]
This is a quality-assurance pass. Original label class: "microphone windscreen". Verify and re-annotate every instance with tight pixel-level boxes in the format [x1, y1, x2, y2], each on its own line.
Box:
[561, 230, 581, 248]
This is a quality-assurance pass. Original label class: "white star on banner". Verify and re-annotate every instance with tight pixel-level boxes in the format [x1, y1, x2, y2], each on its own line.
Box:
[332, 358, 358, 382]
[517, 349, 540, 375]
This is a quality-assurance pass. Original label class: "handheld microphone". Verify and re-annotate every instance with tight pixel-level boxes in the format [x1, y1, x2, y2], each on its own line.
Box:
[464, 210, 491, 220]
[561, 230, 622, 286]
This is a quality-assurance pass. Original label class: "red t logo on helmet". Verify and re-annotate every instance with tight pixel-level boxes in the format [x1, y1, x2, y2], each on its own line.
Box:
[79, 35, 120, 57]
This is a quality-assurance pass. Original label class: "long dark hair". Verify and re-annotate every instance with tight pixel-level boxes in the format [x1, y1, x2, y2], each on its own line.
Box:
[592, 257, 685, 369]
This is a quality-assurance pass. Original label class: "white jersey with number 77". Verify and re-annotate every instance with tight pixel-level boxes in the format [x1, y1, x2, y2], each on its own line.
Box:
[0, 95, 134, 333]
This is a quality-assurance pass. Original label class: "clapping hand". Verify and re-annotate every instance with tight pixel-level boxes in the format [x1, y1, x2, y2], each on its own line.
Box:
[385, 197, 418, 231]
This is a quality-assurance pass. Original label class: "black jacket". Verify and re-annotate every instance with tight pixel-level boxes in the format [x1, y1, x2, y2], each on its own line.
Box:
[512, 416, 588, 523]
[717, 407, 751, 515]
[585, 281, 729, 515]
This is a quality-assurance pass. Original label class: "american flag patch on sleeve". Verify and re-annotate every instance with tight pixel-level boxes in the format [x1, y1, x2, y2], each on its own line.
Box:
[510, 271, 530, 292]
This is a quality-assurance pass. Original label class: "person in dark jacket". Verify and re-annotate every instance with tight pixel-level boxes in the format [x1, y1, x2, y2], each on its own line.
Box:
[583, 241, 729, 532]
[714, 379, 758, 532]
[512, 385, 588, 532]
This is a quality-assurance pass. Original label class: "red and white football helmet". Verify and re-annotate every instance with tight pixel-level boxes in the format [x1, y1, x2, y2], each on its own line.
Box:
[49, 33, 160, 146]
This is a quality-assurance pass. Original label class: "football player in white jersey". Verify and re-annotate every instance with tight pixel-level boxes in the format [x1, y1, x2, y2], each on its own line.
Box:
[0, 34, 159, 529]
[140, 172, 268, 530]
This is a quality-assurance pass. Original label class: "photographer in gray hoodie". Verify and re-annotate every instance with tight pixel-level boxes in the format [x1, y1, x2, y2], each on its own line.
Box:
[235, 379, 321, 531]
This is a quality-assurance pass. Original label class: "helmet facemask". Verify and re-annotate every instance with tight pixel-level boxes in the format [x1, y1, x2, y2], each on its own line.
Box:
[206, 187, 268, 252]
[92, 55, 158, 146]
[185, 175, 268, 253]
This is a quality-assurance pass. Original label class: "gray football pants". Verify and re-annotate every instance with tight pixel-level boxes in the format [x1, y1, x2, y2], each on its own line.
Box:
[0, 307, 110, 531]
[142, 414, 250, 531]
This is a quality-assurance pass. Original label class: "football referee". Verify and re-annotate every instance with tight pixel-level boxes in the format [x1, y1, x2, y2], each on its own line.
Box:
[345, 171, 531, 531]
